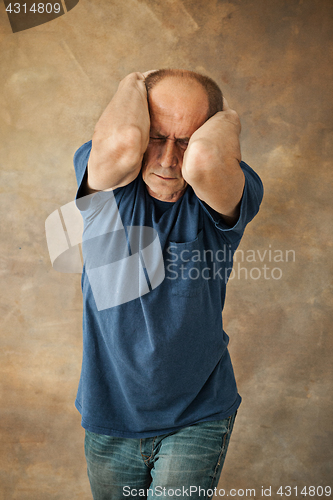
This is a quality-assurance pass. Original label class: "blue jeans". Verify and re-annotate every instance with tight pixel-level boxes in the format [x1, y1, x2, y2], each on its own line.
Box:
[84, 412, 237, 500]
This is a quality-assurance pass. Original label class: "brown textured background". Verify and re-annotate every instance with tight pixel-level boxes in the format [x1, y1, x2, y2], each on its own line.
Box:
[0, 0, 332, 498]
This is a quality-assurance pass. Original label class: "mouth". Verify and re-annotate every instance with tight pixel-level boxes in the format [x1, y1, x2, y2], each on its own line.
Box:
[155, 174, 177, 181]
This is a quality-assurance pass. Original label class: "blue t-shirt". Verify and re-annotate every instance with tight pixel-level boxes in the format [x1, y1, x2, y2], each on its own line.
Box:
[73, 140, 263, 438]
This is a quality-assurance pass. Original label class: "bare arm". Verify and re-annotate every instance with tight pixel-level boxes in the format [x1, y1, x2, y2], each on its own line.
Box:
[181, 97, 245, 225]
[85, 72, 150, 194]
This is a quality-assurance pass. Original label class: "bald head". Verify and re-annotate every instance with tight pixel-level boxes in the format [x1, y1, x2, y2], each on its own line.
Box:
[145, 69, 223, 120]
[148, 76, 209, 126]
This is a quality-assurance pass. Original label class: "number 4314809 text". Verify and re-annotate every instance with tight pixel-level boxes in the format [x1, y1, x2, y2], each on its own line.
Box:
[6, 3, 61, 14]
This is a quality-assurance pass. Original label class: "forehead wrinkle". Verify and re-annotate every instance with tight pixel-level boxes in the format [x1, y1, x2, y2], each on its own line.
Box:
[148, 79, 209, 141]
[150, 116, 192, 141]
[151, 103, 190, 121]
[151, 125, 191, 142]
[150, 107, 206, 139]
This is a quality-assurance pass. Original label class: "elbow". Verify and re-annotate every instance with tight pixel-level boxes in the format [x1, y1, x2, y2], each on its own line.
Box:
[92, 125, 145, 171]
[183, 139, 217, 181]
[183, 138, 244, 197]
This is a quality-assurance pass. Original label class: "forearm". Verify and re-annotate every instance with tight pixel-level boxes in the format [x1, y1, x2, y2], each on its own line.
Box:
[87, 72, 150, 192]
[182, 108, 245, 219]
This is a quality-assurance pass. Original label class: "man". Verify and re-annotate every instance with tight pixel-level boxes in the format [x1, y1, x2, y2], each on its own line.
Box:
[73, 70, 263, 499]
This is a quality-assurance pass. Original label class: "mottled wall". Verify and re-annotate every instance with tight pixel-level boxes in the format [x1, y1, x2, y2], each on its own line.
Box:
[0, 0, 332, 498]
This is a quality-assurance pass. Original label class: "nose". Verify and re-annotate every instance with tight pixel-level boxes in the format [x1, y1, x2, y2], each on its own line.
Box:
[159, 140, 178, 168]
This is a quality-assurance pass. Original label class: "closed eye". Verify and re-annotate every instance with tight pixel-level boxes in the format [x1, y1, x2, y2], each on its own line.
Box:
[177, 139, 189, 149]
[149, 136, 189, 149]
[149, 136, 166, 142]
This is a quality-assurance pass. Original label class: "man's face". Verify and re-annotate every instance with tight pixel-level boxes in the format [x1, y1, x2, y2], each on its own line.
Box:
[141, 77, 209, 202]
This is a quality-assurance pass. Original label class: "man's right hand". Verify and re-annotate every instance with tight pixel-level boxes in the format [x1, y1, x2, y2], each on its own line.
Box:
[86, 72, 151, 194]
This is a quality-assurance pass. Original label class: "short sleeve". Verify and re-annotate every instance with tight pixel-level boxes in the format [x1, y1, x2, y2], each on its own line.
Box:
[198, 161, 264, 244]
[73, 140, 114, 216]
[73, 140, 92, 201]
[72, 141, 137, 226]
